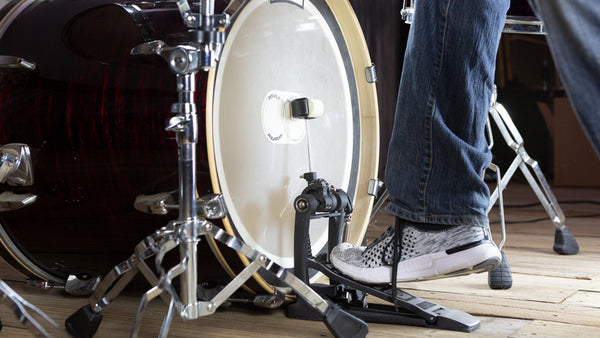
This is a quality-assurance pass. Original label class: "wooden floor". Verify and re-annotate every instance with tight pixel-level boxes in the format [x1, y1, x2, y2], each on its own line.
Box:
[0, 183, 598, 337]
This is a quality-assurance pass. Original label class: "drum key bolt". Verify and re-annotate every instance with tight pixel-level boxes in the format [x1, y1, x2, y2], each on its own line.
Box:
[258, 255, 268, 265]
[295, 198, 309, 212]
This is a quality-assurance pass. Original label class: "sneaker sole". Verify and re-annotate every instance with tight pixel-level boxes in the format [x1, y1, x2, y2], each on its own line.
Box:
[331, 241, 501, 284]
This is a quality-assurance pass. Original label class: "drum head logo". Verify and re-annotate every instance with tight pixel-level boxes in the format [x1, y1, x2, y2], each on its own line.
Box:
[261, 90, 306, 144]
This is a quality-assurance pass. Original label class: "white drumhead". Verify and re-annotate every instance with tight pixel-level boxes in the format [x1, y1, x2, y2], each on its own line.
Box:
[208, 0, 379, 279]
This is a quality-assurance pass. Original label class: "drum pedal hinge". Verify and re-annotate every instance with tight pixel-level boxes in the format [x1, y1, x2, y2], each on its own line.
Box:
[365, 64, 377, 83]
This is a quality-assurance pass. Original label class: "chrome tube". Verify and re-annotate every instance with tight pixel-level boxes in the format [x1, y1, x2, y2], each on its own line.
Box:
[173, 73, 199, 314]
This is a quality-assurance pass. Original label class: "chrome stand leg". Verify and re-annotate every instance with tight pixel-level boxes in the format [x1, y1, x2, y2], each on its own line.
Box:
[0, 279, 62, 337]
[486, 162, 512, 289]
[487, 94, 579, 255]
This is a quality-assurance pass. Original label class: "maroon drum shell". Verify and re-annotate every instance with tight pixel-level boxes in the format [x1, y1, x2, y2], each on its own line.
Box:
[0, 0, 225, 281]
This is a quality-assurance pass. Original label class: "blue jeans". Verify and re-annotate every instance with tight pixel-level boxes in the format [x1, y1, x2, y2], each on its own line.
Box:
[530, 0, 600, 157]
[385, 0, 509, 227]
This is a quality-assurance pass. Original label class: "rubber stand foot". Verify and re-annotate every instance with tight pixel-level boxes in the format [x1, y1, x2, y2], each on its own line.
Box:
[323, 304, 368, 338]
[65, 305, 103, 338]
[488, 251, 512, 289]
[553, 225, 579, 255]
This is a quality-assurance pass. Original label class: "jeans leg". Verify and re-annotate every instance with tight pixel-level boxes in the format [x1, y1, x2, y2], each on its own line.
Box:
[385, 0, 509, 227]
[530, 0, 600, 157]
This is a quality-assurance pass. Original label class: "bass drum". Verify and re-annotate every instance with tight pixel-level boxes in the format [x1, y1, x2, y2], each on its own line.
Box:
[0, 0, 379, 294]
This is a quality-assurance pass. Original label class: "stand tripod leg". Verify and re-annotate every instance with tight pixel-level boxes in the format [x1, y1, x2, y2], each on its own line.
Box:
[66, 231, 171, 338]
[488, 102, 579, 255]
[131, 237, 183, 338]
[204, 223, 368, 338]
[486, 163, 513, 289]
[0, 279, 62, 337]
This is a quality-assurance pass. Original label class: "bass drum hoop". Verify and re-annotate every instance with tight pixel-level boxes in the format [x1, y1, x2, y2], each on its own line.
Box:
[0, 224, 65, 285]
[0, 0, 63, 285]
[205, 0, 379, 294]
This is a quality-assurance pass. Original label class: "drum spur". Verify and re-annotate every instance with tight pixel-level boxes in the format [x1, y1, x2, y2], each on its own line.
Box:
[288, 171, 480, 332]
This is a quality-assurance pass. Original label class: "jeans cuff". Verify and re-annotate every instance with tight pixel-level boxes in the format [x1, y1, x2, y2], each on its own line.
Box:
[385, 202, 489, 227]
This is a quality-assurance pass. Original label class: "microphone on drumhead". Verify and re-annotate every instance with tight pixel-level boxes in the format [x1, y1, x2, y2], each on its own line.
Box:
[290, 98, 324, 120]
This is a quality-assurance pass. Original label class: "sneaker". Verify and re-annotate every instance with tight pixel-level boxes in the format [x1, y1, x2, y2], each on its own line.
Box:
[330, 219, 501, 284]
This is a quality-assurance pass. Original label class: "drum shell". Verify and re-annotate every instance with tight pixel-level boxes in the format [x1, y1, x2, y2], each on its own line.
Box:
[0, 0, 226, 281]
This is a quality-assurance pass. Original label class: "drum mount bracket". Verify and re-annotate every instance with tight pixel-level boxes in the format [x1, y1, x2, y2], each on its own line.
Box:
[288, 172, 481, 332]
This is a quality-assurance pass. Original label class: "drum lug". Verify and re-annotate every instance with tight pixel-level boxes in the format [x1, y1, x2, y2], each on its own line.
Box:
[0, 191, 36, 212]
[197, 193, 228, 219]
[130, 39, 167, 57]
[365, 64, 377, 83]
[367, 178, 383, 197]
[0, 143, 34, 186]
[0, 55, 36, 70]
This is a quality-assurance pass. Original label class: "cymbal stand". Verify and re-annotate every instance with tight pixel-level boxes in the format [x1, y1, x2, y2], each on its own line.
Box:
[65, 1, 368, 337]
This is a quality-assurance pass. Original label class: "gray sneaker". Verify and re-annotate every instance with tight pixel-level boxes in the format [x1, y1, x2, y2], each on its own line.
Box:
[330, 220, 501, 284]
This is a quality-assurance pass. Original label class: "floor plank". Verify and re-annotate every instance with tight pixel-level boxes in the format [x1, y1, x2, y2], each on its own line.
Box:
[0, 183, 598, 337]
[513, 320, 600, 337]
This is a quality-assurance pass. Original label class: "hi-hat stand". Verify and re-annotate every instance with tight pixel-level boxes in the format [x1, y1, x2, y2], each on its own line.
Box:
[65, 1, 367, 337]
[486, 89, 579, 255]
